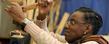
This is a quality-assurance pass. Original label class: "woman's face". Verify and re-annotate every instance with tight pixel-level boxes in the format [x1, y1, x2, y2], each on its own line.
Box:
[64, 11, 88, 43]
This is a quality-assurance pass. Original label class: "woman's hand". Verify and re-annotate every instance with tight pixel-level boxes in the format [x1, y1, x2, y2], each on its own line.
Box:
[5, 2, 25, 23]
[37, 0, 53, 20]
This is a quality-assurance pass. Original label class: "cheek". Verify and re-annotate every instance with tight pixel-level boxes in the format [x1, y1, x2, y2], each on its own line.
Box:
[70, 25, 85, 36]
[65, 25, 85, 41]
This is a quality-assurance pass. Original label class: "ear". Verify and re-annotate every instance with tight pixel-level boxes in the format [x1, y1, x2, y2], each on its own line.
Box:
[84, 24, 93, 34]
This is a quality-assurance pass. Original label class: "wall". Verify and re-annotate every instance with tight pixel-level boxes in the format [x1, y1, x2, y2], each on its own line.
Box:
[0, 1, 16, 38]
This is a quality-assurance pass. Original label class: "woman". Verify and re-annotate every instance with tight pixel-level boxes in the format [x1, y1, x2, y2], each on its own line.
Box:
[5, 2, 108, 44]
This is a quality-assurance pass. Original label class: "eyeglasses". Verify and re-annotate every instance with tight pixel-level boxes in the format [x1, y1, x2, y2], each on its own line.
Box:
[68, 19, 86, 25]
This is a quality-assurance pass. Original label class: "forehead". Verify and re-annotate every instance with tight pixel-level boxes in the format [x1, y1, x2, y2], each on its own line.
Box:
[70, 11, 85, 22]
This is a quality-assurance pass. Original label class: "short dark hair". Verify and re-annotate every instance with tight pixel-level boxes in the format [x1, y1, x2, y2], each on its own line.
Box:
[74, 7, 103, 34]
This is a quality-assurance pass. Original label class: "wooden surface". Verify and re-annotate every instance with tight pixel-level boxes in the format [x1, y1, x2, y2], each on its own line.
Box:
[56, 12, 69, 34]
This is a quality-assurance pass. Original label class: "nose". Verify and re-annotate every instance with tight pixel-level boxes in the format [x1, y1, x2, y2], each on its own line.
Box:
[65, 21, 70, 29]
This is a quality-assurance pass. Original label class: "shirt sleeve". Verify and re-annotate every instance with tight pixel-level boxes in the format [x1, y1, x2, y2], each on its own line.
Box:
[50, 32, 67, 43]
[24, 21, 66, 44]
[34, 17, 49, 32]
[82, 41, 99, 44]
